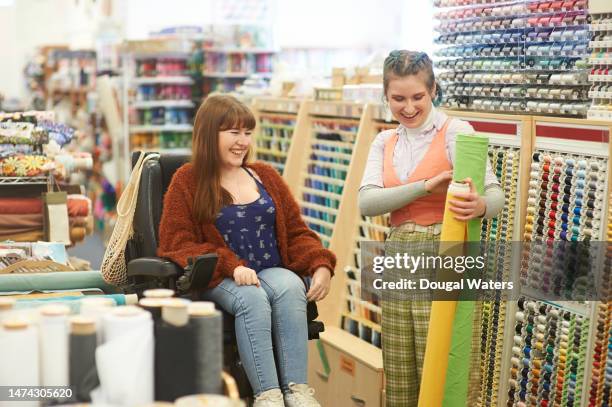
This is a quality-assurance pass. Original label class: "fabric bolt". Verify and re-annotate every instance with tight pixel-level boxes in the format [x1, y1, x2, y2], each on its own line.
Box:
[0, 230, 44, 242]
[0, 213, 43, 235]
[439, 135, 488, 407]
[0, 198, 42, 215]
[0, 271, 117, 293]
[69, 324, 98, 402]
[68, 197, 90, 217]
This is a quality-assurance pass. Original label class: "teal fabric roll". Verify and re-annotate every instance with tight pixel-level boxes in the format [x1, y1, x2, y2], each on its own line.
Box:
[0, 271, 119, 294]
[13, 294, 127, 313]
[443, 134, 489, 407]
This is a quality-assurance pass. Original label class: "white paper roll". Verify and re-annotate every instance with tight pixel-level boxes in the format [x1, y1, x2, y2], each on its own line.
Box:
[92, 306, 154, 406]
[0, 319, 40, 407]
[39, 305, 70, 387]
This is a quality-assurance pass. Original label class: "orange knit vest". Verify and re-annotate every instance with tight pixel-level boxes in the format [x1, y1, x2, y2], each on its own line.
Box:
[383, 119, 452, 227]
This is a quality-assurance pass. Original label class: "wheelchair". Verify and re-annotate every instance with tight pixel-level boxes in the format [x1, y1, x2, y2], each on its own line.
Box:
[122, 152, 324, 398]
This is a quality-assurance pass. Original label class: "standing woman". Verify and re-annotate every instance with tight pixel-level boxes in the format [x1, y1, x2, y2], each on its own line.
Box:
[158, 94, 335, 407]
[358, 50, 504, 407]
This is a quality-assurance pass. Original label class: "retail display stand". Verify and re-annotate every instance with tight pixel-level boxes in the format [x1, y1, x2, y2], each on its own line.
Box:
[588, 11, 612, 120]
[126, 52, 196, 156]
[435, 0, 591, 118]
[505, 117, 611, 407]
[251, 97, 302, 175]
[202, 48, 275, 96]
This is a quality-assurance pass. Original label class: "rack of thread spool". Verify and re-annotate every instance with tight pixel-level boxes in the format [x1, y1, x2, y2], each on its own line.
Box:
[434, 0, 592, 118]
[334, 107, 397, 349]
[505, 117, 612, 407]
[283, 101, 365, 251]
[252, 97, 303, 175]
[588, 11, 612, 120]
[444, 110, 533, 407]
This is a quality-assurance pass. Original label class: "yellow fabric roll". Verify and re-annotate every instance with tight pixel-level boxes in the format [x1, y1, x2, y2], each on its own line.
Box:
[418, 182, 468, 407]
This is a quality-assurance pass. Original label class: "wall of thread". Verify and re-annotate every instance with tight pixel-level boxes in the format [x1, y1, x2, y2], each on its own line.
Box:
[0, 111, 94, 250]
[447, 112, 532, 407]
[128, 53, 197, 155]
[434, 0, 591, 117]
[339, 118, 396, 349]
[0, 291, 235, 406]
[521, 120, 610, 298]
[506, 298, 592, 407]
[202, 49, 275, 95]
[588, 12, 612, 120]
[295, 102, 362, 248]
[507, 118, 611, 407]
[252, 98, 301, 174]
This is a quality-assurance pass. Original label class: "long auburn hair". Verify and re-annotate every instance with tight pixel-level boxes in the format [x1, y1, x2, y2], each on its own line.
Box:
[191, 94, 256, 223]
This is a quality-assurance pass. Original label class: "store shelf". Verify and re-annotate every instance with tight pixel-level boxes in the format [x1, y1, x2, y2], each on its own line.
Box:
[129, 124, 193, 133]
[0, 176, 49, 185]
[132, 76, 194, 85]
[131, 100, 195, 109]
[202, 48, 277, 54]
[202, 72, 273, 79]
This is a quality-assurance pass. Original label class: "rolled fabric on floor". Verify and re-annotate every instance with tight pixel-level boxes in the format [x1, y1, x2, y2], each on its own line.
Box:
[419, 134, 489, 407]
[69, 316, 98, 402]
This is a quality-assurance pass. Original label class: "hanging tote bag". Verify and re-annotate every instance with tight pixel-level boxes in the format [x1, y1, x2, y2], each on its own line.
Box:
[101, 152, 160, 286]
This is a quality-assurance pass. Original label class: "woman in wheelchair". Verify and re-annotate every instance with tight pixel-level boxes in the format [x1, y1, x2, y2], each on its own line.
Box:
[158, 94, 336, 407]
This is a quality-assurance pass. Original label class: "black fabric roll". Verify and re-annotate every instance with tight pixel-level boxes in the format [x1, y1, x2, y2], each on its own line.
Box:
[154, 321, 199, 401]
[190, 312, 223, 394]
[69, 332, 98, 402]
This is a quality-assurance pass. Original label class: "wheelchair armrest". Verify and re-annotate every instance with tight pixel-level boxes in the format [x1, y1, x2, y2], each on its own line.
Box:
[127, 257, 182, 279]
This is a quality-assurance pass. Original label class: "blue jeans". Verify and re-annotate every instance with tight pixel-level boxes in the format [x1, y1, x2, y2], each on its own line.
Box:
[201, 267, 308, 395]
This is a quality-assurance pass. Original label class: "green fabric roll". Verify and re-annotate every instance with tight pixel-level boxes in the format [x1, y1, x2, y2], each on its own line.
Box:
[13, 294, 127, 312]
[0, 271, 119, 294]
[443, 134, 489, 407]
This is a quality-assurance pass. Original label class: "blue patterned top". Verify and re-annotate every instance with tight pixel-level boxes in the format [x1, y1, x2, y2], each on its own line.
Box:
[215, 168, 282, 272]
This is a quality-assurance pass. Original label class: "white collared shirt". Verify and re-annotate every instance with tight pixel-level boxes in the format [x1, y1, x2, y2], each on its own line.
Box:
[360, 108, 500, 189]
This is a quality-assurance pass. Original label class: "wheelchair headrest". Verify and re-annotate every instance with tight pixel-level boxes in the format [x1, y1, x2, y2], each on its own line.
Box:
[131, 151, 191, 197]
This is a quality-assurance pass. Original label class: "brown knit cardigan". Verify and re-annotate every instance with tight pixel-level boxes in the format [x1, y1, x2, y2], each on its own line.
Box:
[157, 162, 336, 288]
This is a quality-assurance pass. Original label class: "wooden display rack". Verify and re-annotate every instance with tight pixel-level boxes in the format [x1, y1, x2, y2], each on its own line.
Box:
[251, 97, 304, 175]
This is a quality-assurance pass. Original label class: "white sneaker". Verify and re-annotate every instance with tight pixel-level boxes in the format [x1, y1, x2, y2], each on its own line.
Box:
[284, 383, 321, 407]
[253, 388, 285, 407]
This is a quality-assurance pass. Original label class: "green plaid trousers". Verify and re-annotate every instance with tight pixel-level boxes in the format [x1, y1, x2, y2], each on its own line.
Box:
[381, 224, 482, 407]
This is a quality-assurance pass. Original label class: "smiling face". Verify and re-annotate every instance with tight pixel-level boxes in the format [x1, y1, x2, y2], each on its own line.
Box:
[386, 72, 435, 129]
[218, 127, 253, 170]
